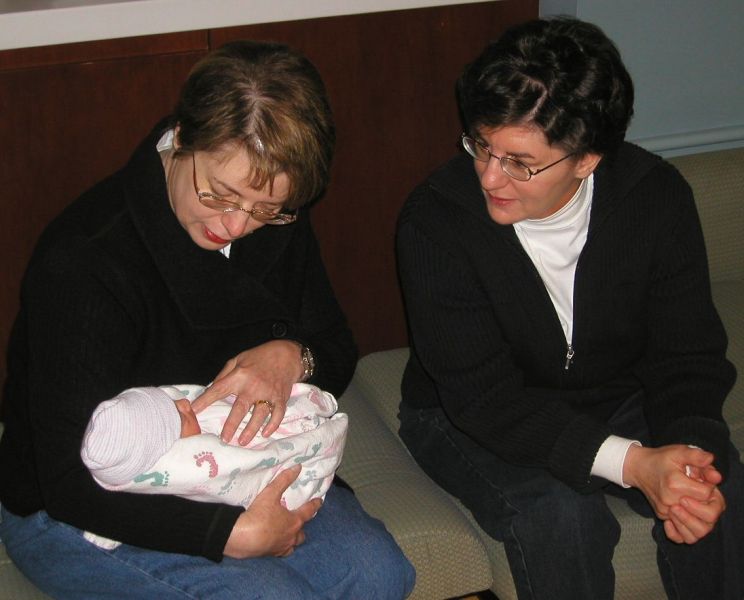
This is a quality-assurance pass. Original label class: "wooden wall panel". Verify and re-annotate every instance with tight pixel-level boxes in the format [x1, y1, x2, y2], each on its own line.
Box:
[0, 1, 538, 398]
[0, 41, 207, 390]
[212, 0, 538, 355]
[0, 31, 206, 70]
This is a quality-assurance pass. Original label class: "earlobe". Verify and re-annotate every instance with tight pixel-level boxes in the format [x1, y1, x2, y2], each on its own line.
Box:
[173, 124, 182, 150]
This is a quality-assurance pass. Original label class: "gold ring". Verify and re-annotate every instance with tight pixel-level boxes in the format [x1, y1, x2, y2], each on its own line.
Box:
[254, 399, 274, 411]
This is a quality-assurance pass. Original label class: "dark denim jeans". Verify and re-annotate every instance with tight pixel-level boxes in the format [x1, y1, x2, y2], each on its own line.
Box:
[399, 400, 744, 600]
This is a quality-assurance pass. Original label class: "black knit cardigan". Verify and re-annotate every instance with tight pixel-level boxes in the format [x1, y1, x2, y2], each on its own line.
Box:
[397, 143, 735, 492]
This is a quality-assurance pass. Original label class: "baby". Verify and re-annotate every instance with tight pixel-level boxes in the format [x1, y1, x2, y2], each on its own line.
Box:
[81, 382, 348, 548]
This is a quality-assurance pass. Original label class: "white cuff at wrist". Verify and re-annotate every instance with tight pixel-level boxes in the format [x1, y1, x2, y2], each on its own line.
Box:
[591, 435, 642, 488]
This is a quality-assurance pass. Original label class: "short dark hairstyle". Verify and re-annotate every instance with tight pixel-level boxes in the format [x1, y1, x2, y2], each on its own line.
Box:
[173, 40, 335, 209]
[457, 17, 634, 156]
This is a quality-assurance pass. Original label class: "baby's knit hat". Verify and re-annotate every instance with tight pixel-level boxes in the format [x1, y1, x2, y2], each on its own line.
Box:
[81, 387, 182, 486]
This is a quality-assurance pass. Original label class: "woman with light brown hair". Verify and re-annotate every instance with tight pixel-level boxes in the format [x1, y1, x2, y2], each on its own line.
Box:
[0, 40, 414, 599]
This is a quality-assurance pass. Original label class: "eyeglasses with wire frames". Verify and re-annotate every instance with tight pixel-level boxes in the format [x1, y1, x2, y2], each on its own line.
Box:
[191, 153, 297, 225]
[461, 134, 576, 182]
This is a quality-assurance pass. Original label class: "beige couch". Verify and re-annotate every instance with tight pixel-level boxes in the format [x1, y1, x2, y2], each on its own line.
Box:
[1, 146, 742, 599]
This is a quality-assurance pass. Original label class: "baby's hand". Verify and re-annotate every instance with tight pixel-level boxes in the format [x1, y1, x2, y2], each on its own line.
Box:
[174, 398, 202, 437]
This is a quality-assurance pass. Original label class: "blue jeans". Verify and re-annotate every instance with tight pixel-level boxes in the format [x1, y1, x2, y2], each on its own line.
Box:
[0, 484, 415, 600]
[399, 402, 744, 600]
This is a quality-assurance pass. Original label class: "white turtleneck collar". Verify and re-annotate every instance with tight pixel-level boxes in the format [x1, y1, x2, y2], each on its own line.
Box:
[513, 174, 594, 343]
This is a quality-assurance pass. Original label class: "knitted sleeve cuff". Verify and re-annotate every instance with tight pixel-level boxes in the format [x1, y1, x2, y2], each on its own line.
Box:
[201, 504, 244, 562]
[549, 414, 612, 492]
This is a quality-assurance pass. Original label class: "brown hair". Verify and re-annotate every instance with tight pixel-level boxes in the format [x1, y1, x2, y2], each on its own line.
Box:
[173, 40, 335, 209]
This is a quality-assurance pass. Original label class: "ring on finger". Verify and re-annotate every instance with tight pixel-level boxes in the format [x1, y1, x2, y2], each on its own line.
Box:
[254, 399, 275, 412]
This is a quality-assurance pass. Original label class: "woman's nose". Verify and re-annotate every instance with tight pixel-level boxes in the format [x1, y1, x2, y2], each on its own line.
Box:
[221, 210, 251, 239]
[480, 158, 510, 189]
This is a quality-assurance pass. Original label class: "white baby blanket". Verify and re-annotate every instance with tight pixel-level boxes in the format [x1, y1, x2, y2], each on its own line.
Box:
[84, 383, 347, 549]
[95, 383, 348, 509]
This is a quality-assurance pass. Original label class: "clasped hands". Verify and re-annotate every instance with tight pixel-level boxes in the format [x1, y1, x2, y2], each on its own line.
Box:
[623, 444, 726, 544]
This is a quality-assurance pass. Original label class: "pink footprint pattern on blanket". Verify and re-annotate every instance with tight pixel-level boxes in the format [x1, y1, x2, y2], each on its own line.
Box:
[194, 451, 219, 478]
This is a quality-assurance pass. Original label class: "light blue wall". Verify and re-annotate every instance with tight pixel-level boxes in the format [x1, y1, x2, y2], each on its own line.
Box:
[540, 0, 744, 157]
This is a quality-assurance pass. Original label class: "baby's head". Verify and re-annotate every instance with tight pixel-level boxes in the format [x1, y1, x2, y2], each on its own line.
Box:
[81, 387, 201, 486]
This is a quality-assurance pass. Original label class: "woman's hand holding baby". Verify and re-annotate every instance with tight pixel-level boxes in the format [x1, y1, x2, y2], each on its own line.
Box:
[223, 465, 322, 558]
[192, 340, 304, 445]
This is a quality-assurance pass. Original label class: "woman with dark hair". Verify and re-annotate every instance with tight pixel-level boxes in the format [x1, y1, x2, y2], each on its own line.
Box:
[0, 40, 414, 599]
[397, 17, 743, 599]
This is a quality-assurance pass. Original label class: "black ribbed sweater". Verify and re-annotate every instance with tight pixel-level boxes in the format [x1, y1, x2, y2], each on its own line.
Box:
[397, 143, 735, 492]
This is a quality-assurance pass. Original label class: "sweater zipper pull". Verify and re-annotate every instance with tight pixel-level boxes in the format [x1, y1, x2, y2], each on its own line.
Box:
[564, 344, 575, 371]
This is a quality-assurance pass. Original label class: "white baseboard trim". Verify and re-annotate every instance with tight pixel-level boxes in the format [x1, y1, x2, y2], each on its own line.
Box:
[630, 125, 744, 157]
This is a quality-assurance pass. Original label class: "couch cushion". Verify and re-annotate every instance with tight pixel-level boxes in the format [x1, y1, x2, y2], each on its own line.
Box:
[337, 377, 492, 600]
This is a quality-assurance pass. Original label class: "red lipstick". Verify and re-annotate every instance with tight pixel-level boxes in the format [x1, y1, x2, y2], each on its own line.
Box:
[204, 226, 229, 245]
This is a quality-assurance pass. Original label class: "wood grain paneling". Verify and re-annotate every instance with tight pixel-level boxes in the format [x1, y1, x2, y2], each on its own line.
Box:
[0, 48, 206, 390]
[0, 1, 538, 398]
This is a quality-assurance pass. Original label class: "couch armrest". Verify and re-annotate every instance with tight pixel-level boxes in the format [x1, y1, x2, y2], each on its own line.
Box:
[337, 363, 492, 600]
[351, 348, 412, 433]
